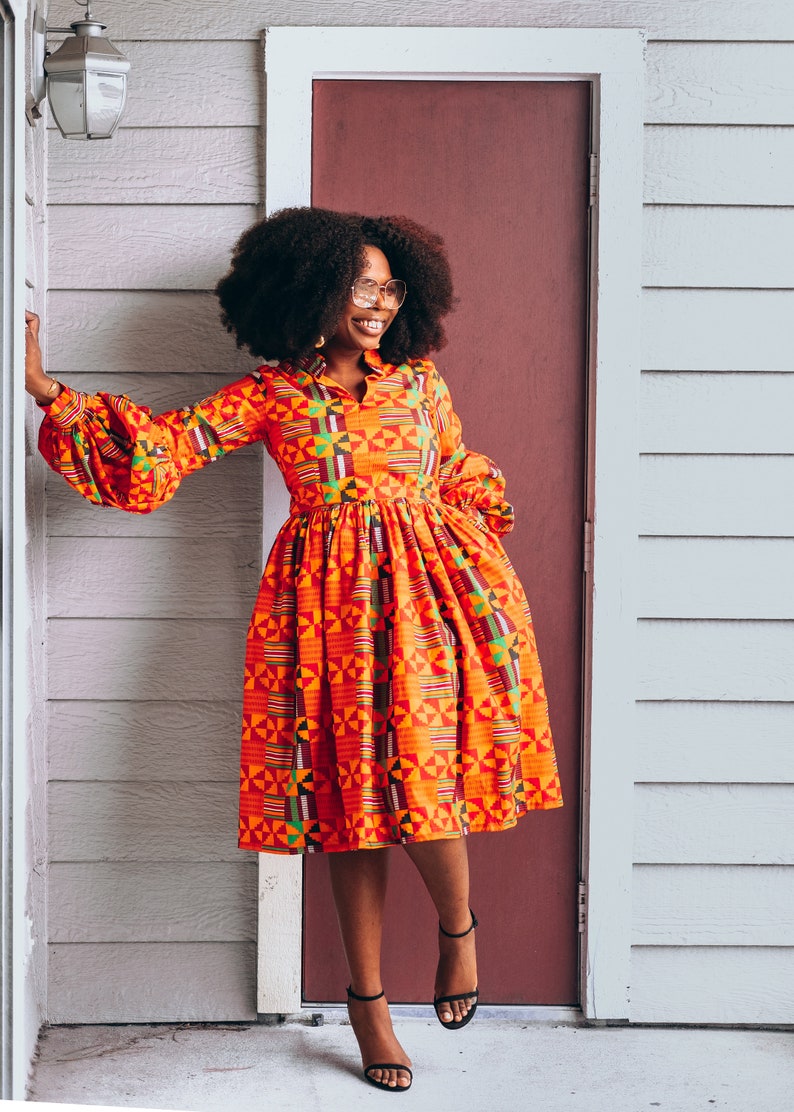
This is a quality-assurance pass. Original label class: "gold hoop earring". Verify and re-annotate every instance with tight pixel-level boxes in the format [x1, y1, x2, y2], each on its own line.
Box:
[315, 335, 325, 349]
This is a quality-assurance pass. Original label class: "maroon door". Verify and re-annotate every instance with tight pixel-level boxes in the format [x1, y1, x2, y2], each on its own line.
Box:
[304, 80, 590, 1005]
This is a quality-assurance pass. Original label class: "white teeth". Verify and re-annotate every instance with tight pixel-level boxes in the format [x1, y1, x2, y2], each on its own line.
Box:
[356, 319, 384, 331]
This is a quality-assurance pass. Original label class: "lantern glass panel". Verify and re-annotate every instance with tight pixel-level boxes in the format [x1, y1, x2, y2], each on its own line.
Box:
[84, 70, 126, 138]
[47, 73, 87, 138]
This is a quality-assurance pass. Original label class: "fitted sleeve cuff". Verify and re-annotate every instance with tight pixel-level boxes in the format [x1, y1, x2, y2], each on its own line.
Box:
[37, 385, 87, 427]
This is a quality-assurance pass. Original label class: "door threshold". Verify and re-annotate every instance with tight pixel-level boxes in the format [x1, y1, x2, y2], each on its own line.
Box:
[259, 1005, 583, 1025]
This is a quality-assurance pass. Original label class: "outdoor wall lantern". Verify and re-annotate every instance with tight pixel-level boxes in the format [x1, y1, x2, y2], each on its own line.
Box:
[31, 2, 130, 140]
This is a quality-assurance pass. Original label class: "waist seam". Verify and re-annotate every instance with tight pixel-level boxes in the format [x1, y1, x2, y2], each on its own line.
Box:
[289, 495, 442, 517]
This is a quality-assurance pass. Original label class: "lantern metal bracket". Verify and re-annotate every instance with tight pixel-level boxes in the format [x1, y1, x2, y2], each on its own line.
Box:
[31, 3, 91, 113]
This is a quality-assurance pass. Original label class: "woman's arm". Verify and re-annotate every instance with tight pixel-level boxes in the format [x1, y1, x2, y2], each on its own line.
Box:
[429, 361, 515, 536]
[25, 311, 63, 404]
[26, 311, 271, 514]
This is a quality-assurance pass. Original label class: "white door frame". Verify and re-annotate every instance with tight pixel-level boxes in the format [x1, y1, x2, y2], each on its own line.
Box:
[257, 26, 644, 1022]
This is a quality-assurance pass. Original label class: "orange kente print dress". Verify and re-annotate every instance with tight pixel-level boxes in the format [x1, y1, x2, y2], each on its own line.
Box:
[39, 350, 562, 853]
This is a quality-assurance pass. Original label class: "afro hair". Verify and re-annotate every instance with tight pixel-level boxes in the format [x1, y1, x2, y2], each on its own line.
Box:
[215, 206, 454, 364]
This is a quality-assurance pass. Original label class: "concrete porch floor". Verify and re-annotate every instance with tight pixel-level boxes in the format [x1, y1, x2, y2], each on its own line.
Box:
[17, 1011, 794, 1112]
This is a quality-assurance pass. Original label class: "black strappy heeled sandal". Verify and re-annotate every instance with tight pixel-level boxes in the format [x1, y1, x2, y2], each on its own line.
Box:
[346, 986, 413, 1092]
[433, 909, 479, 1031]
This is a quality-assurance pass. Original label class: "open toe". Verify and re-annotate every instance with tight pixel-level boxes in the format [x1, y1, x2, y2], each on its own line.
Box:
[433, 909, 479, 1031]
[347, 987, 413, 1092]
[364, 1062, 414, 1092]
[433, 988, 479, 1030]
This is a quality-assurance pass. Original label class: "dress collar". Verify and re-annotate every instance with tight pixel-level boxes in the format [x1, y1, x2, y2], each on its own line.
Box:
[293, 352, 326, 378]
[363, 349, 386, 373]
[292, 349, 388, 380]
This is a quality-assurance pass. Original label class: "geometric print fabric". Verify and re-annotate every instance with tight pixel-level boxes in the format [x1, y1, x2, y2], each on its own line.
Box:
[39, 351, 562, 855]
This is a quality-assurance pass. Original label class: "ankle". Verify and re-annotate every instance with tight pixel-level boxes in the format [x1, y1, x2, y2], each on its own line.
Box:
[347, 983, 385, 1002]
[439, 908, 478, 938]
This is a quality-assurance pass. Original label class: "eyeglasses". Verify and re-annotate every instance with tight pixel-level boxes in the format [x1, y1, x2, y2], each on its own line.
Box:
[350, 277, 407, 309]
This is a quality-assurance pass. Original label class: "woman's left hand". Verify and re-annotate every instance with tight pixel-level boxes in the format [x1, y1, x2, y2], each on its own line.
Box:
[25, 311, 61, 403]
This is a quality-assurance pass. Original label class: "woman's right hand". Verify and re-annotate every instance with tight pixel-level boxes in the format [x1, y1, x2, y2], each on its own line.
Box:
[25, 311, 62, 404]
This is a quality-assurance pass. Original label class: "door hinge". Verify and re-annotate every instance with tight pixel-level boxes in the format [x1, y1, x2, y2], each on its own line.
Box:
[588, 152, 598, 206]
[578, 880, 587, 933]
[583, 519, 594, 575]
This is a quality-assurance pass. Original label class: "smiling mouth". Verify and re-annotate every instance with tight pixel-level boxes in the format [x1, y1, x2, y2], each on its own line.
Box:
[353, 318, 386, 333]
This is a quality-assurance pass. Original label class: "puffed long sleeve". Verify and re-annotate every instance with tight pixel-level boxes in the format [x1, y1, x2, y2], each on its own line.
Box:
[430, 363, 515, 536]
[38, 371, 269, 514]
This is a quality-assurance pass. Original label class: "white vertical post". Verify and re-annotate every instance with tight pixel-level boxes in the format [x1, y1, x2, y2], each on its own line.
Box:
[2, 0, 34, 1098]
[256, 451, 303, 1014]
[256, 856, 304, 1014]
[580, 59, 644, 1020]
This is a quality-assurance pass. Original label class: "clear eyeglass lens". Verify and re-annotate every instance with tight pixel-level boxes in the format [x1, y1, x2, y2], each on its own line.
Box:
[351, 278, 407, 308]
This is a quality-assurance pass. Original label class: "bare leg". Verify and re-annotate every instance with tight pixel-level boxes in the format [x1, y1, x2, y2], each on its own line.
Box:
[328, 849, 412, 1089]
[403, 837, 478, 1024]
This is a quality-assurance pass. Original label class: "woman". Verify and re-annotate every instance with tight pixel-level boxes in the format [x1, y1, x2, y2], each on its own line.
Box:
[25, 207, 562, 1093]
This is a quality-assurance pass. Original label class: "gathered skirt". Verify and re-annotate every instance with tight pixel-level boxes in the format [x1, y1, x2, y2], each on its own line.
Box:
[238, 495, 561, 854]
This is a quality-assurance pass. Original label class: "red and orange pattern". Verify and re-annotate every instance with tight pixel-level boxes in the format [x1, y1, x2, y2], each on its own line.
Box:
[39, 351, 562, 854]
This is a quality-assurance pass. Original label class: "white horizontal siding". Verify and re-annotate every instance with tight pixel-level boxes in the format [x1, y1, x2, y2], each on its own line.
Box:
[639, 456, 794, 537]
[638, 538, 794, 619]
[49, 130, 260, 205]
[44, 14, 260, 1019]
[643, 207, 794, 289]
[48, 291, 255, 377]
[49, 862, 257, 942]
[640, 373, 794, 454]
[630, 947, 794, 1024]
[632, 865, 794, 945]
[48, 537, 261, 619]
[45, 0, 794, 41]
[642, 289, 794, 372]
[48, 943, 257, 1024]
[49, 781, 242, 863]
[49, 205, 258, 290]
[48, 700, 242, 782]
[636, 23, 794, 1025]
[645, 127, 794, 206]
[635, 701, 794, 784]
[49, 618, 249, 701]
[637, 620, 794, 702]
[634, 784, 794, 865]
[646, 41, 794, 124]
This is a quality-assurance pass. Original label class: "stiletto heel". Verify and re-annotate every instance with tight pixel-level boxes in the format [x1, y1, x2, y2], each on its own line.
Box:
[434, 909, 479, 1030]
[346, 986, 413, 1092]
